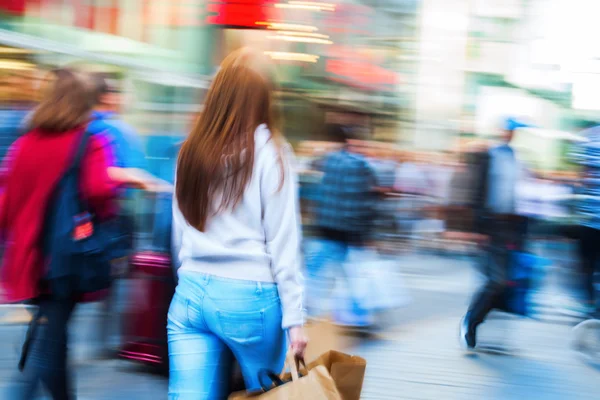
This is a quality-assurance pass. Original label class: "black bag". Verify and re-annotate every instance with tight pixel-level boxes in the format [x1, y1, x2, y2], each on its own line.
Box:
[465, 150, 491, 233]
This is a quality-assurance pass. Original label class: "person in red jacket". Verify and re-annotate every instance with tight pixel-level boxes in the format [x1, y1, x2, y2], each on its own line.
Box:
[0, 68, 148, 400]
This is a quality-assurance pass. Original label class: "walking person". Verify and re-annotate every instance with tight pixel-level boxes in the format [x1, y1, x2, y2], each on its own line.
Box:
[169, 48, 307, 399]
[88, 73, 146, 171]
[304, 122, 378, 326]
[88, 73, 146, 357]
[460, 118, 530, 350]
[0, 68, 150, 399]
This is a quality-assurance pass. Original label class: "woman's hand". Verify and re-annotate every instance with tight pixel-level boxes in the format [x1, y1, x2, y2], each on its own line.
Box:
[288, 325, 308, 359]
[108, 167, 143, 188]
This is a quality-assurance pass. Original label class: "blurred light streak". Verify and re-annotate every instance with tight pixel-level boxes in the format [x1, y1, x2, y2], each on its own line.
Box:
[256, 22, 319, 32]
[276, 31, 330, 39]
[267, 35, 333, 44]
[0, 47, 32, 54]
[289, 1, 336, 6]
[275, 3, 335, 12]
[264, 51, 319, 62]
[0, 60, 35, 70]
[517, 127, 589, 143]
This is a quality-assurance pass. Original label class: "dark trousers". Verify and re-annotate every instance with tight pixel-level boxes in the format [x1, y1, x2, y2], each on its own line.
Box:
[467, 215, 528, 330]
[8, 297, 76, 400]
[318, 227, 367, 247]
[577, 226, 600, 310]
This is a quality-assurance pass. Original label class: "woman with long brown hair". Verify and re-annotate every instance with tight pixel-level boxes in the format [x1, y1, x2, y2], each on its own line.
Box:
[0, 68, 149, 399]
[169, 48, 306, 398]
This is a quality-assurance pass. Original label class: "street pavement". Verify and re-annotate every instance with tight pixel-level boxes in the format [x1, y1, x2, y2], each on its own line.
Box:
[0, 252, 598, 399]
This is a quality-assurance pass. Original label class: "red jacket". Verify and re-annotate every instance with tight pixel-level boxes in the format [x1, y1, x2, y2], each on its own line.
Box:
[0, 127, 119, 303]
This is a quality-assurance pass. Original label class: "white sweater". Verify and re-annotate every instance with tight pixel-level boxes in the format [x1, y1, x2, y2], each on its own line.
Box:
[171, 124, 305, 329]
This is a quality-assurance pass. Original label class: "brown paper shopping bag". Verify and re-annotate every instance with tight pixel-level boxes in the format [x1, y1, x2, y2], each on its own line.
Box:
[308, 350, 367, 400]
[304, 319, 358, 362]
[229, 353, 342, 400]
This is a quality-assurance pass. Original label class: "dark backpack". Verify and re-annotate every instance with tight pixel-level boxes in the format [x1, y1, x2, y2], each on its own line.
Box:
[41, 130, 131, 299]
[466, 150, 491, 212]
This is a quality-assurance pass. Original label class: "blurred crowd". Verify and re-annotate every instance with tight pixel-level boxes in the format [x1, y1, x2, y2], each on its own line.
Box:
[297, 127, 578, 255]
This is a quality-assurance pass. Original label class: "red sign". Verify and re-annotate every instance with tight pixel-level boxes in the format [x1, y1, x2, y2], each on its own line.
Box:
[326, 58, 399, 92]
[206, 0, 278, 28]
[72, 0, 95, 30]
[0, 0, 26, 15]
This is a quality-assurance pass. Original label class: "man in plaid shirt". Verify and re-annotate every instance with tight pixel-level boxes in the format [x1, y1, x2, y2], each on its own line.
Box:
[315, 125, 378, 242]
[306, 123, 378, 326]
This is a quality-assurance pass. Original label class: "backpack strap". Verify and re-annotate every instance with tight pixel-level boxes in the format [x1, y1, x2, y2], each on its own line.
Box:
[69, 129, 93, 173]
[66, 129, 94, 215]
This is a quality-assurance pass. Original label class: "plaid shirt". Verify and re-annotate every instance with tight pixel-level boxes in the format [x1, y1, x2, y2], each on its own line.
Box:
[315, 149, 377, 234]
[571, 127, 600, 230]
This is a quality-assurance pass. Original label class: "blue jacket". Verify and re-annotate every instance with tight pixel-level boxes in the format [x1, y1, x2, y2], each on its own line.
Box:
[87, 111, 146, 170]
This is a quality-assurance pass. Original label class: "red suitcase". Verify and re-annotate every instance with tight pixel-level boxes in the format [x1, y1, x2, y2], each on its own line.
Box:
[119, 191, 175, 372]
[119, 251, 173, 369]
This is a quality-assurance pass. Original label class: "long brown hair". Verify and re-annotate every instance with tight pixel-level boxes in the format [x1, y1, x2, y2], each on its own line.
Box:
[176, 48, 283, 232]
[29, 68, 94, 133]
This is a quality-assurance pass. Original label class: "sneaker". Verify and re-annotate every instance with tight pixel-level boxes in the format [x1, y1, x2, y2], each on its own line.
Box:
[459, 315, 476, 351]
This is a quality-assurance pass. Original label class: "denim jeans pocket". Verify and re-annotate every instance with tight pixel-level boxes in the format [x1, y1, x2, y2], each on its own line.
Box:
[217, 309, 265, 345]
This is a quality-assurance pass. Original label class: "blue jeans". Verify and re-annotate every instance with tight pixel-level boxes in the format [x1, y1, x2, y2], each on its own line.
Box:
[6, 297, 76, 400]
[167, 271, 286, 400]
[304, 237, 372, 325]
[304, 238, 348, 315]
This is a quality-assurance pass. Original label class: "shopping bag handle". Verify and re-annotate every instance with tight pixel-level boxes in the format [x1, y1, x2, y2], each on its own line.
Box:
[257, 355, 307, 392]
[286, 353, 309, 381]
[258, 369, 285, 392]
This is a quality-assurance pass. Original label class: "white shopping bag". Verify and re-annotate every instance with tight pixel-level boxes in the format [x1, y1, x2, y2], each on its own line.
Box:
[342, 247, 411, 312]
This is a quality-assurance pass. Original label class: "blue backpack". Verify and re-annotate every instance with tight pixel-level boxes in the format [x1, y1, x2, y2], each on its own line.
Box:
[505, 252, 550, 316]
[41, 130, 132, 299]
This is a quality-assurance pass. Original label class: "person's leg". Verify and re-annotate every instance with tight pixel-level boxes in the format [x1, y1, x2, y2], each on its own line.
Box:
[333, 238, 369, 326]
[578, 227, 597, 308]
[97, 283, 116, 357]
[338, 239, 374, 327]
[220, 301, 286, 392]
[589, 228, 600, 316]
[104, 277, 131, 356]
[304, 237, 345, 317]
[202, 277, 286, 393]
[10, 297, 76, 400]
[463, 219, 510, 347]
[167, 286, 231, 400]
[467, 247, 508, 328]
